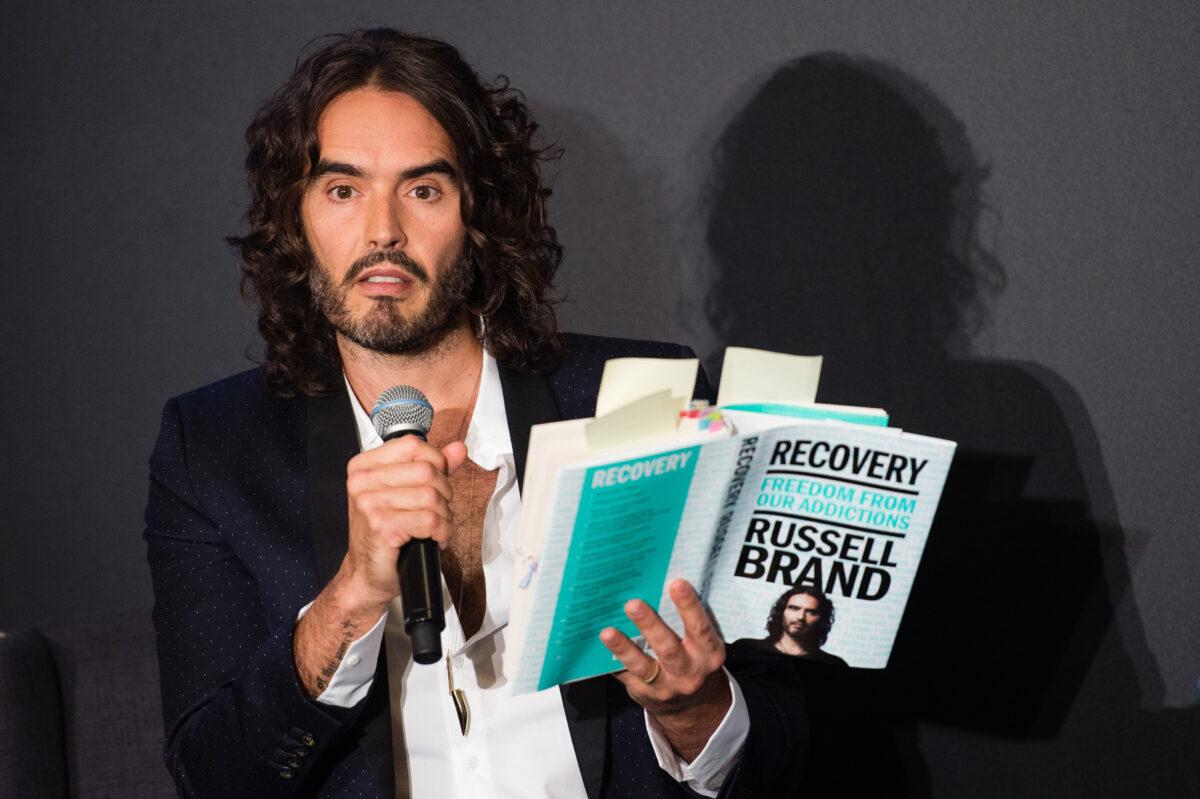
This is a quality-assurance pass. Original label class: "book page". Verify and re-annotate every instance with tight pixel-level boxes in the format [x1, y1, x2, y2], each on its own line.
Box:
[536, 445, 700, 689]
[509, 436, 737, 693]
[512, 445, 698, 691]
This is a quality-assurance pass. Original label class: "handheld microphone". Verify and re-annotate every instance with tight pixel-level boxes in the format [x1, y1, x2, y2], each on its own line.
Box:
[371, 386, 444, 665]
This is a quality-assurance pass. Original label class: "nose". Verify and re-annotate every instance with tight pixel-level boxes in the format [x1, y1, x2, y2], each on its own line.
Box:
[365, 191, 406, 251]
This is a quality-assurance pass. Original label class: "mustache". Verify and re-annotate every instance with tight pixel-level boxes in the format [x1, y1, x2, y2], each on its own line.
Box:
[341, 249, 430, 288]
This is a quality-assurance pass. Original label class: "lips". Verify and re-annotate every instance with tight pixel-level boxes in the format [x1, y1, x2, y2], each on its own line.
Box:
[356, 267, 415, 285]
[353, 267, 418, 298]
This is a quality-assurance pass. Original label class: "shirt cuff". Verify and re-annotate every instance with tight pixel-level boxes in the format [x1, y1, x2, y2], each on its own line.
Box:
[295, 601, 387, 708]
[643, 667, 749, 797]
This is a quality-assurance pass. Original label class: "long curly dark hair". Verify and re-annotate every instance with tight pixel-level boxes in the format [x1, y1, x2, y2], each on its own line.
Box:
[765, 585, 835, 645]
[227, 28, 564, 396]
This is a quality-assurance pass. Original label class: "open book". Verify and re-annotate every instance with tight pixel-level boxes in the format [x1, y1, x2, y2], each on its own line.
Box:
[505, 349, 956, 693]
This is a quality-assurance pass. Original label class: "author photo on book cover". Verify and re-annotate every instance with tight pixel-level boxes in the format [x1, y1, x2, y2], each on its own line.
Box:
[756, 585, 848, 666]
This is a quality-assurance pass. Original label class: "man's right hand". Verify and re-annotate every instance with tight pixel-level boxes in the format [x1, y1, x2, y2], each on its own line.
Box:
[341, 435, 468, 609]
[293, 435, 467, 699]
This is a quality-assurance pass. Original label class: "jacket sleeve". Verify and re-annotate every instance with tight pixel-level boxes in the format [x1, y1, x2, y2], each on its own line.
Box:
[716, 643, 809, 798]
[144, 398, 366, 797]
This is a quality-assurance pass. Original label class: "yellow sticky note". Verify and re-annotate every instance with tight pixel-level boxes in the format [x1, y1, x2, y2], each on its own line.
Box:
[584, 390, 684, 450]
[594, 357, 699, 419]
[716, 347, 822, 407]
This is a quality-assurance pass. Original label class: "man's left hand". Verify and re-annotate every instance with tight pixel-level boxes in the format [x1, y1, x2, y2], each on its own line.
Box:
[600, 578, 731, 761]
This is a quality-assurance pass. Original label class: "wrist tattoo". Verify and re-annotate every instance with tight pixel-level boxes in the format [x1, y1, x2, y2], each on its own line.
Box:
[312, 620, 358, 695]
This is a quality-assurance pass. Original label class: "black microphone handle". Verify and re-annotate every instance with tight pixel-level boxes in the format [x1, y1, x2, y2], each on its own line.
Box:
[383, 429, 444, 665]
[399, 538, 444, 665]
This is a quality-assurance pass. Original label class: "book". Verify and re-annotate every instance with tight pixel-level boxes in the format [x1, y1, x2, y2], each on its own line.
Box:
[505, 352, 956, 693]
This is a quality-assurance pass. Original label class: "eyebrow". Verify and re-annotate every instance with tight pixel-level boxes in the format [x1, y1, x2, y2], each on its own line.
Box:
[311, 158, 458, 183]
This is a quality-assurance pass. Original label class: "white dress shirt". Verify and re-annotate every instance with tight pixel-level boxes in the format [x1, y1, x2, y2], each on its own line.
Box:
[301, 350, 748, 798]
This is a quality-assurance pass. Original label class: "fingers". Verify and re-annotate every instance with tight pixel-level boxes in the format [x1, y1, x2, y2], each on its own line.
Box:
[349, 437, 469, 489]
[601, 621, 691, 709]
[346, 436, 466, 555]
[623, 599, 689, 673]
[354, 484, 453, 521]
[669, 579, 723, 653]
[347, 459, 454, 502]
[598, 581, 727, 715]
[350, 435, 449, 473]
[607, 584, 724, 673]
[348, 475, 454, 550]
[442, 441, 468, 474]
[371, 507, 454, 549]
[600, 626, 653, 671]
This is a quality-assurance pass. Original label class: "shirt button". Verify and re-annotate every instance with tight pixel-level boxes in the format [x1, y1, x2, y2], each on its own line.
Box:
[467, 755, 480, 770]
[346, 654, 361, 667]
[453, 655, 465, 668]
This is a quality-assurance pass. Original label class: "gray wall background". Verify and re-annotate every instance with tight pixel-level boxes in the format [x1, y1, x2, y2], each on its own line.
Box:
[2, 1, 1196, 795]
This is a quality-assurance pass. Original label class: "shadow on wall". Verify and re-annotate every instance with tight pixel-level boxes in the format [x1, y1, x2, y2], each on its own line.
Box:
[703, 53, 1190, 796]
[530, 100, 694, 344]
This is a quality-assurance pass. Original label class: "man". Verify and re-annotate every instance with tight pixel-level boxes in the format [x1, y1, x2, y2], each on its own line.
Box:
[759, 586, 847, 666]
[145, 29, 805, 798]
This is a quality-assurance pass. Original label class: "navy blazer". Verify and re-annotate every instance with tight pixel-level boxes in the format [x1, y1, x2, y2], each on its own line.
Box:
[145, 333, 807, 798]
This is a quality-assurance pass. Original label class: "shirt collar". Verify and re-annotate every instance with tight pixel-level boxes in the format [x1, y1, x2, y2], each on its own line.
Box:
[346, 349, 513, 468]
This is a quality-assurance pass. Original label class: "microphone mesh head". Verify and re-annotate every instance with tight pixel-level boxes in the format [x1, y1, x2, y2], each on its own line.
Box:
[371, 385, 434, 439]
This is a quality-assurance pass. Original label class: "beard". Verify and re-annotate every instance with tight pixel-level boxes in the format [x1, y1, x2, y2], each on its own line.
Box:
[309, 246, 474, 356]
[785, 620, 817, 645]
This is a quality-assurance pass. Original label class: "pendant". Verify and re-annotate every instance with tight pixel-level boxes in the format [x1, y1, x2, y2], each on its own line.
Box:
[446, 656, 471, 736]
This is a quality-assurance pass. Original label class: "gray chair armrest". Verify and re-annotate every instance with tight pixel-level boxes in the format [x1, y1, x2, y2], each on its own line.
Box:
[0, 629, 69, 799]
[40, 616, 175, 799]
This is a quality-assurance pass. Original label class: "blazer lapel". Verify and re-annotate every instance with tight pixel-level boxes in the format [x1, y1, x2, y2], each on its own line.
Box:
[306, 386, 396, 799]
[306, 386, 358, 587]
[560, 678, 611, 799]
[498, 362, 609, 799]
[497, 363, 563, 492]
